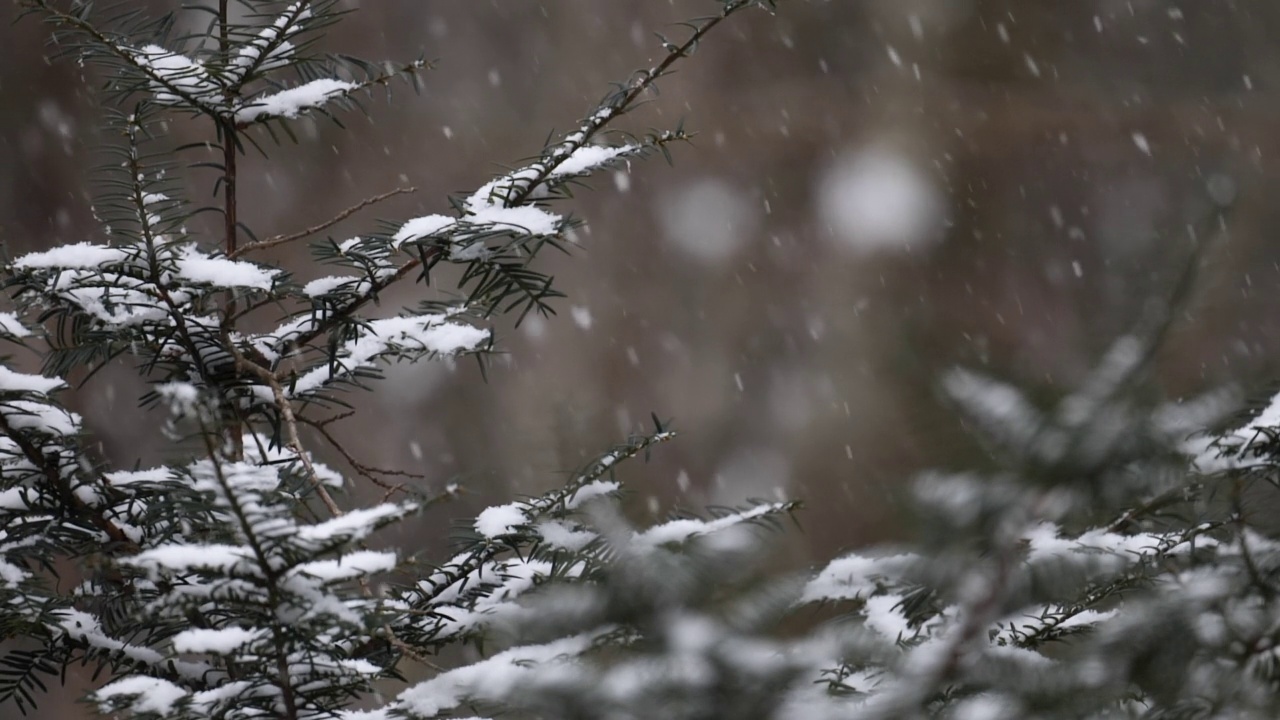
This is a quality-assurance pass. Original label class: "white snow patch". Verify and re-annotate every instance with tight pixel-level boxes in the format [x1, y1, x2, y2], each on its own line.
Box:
[466, 205, 561, 236]
[291, 550, 398, 582]
[0, 366, 64, 394]
[864, 594, 912, 639]
[537, 520, 596, 552]
[303, 275, 360, 297]
[96, 676, 188, 715]
[801, 552, 915, 604]
[393, 214, 456, 247]
[14, 243, 127, 269]
[289, 314, 488, 397]
[475, 503, 527, 538]
[156, 381, 200, 413]
[132, 44, 221, 106]
[127, 544, 258, 576]
[549, 144, 634, 177]
[0, 312, 30, 338]
[297, 505, 409, 544]
[105, 467, 175, 486]
[634, 503, 785, 549]
[171, 627, 263, 654]
[175, 249, 279, 290]
[236, 78, 357, 123]
[565, 480, 620, 509]
[393, 633, 598, 717]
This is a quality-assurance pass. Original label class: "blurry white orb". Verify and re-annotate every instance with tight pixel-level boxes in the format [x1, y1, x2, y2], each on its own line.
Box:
[816, 146, 944, 254]
[656, 178, 757, 264]
[711, 447, 790, 507]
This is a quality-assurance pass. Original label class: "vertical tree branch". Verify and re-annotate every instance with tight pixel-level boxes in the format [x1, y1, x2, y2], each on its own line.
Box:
[217, 0, 244, 460]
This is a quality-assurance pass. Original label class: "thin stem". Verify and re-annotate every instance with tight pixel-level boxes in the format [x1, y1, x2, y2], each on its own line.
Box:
[218, 0, 244, 459]
[223, 129, 238, 257]
[299, 414, 423, 497]
[231, 186, 416, 258]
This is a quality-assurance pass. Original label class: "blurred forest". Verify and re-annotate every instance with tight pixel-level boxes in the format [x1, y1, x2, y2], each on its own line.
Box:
[4, 5, 1280, 707]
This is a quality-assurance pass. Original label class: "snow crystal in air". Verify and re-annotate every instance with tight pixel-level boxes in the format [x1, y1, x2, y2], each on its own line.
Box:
[710, 447, 790, 507]
[816, 145, 944, 255]
[1207, 173, 1237, 207]
[657, 178, 757, 264]
[1023, 53, 1041, 78]
[613, 170, 631, 193]
[1132, 132, 1152, 156]
[570, 305, 593, 330]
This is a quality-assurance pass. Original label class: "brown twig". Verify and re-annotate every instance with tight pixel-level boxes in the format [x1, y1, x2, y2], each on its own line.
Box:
[230, 187, 417, 259]
[388, 634, 445, 672]
[299, 414, 424, 499]
[226, 340, 342, 517]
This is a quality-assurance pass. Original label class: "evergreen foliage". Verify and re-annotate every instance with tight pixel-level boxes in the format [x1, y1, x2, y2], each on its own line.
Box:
[4, 2, 1280, 719]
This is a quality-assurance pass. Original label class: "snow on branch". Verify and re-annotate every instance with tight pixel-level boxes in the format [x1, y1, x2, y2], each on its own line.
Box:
[234, 58, 427, 127]
[94, 676, 190, 716]
[284, 312, 489, 399]
[390, 204, 565, 257]
[173, 247, 282, 290]
[0, 312, 31, 339]
[547, 144, 639, 178]
[10, 240, 282, 331]
[235, 78, 357, 124]
[1191, 387, 1280, 473]
[346, 632, 605, 720]
[129, 44, 225, 108]
[633, 502, 795, 550]
[227, 1, 312, 83]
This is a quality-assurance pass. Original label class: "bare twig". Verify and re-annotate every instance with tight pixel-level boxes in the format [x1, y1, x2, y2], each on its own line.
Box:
[231, 187, 416, 258]
[389, 635, 445, 671]
[299, 414, 424, 498]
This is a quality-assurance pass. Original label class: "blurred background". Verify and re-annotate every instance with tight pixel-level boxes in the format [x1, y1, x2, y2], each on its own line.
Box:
[5, 0, 1280, 712]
